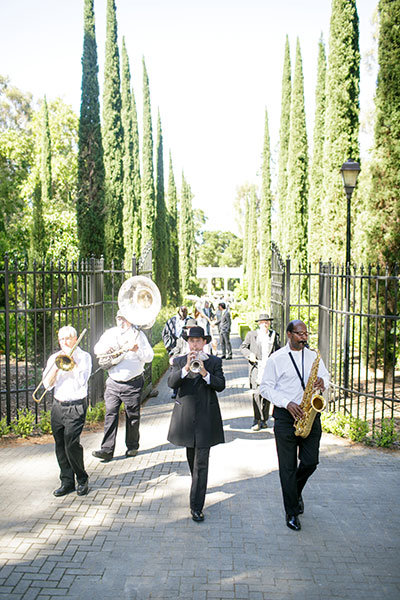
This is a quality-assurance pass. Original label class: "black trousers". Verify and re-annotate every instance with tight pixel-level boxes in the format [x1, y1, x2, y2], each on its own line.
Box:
[51, 399, 88, 487]
[186, 447, 210, 511]
[220, 331, 232, 358]
[101, 375, 143, 454]
[273, 406, 321, 515]
[252, 390, 270, 422]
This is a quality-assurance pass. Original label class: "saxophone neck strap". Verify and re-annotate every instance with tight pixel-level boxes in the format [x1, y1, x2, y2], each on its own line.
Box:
[288, 350, 305, 390]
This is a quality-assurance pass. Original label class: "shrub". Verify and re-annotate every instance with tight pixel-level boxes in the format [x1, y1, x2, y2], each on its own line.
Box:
[152, 340, 170, 384]
[321, 411, 369, 442]
[0, 416, 10, 437]
[374, 418, 398, 448]
[38, 410, 52, 434]
[86, 401, 106, 423]
[347, 416, 369, 443]
[10, 408, 36, 438]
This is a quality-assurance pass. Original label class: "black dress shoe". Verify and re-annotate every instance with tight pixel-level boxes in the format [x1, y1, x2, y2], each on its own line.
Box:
[298, 495, 304, 514]
[76, 481, 89, 496]
[226, 356, 232, 360]
[220, 356, 226, 359]
[92, 450, 113, 461]
[53, 485, 75, 497]
[125, 449, 138, 458]
[191, 509, 204, 522]
[286, 514, 301, 531]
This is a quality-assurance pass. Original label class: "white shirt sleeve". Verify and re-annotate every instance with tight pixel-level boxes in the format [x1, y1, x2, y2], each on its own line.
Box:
[259, 356, 292, 409]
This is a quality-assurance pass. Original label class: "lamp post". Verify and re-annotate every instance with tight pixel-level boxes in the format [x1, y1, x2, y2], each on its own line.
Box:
[340, 158, 360, 399]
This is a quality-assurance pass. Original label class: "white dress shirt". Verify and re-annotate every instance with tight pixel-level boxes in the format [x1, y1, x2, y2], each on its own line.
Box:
[259, 343, 329, 409]
[43, 346, 92, 402]
[94, 326, 154, 382]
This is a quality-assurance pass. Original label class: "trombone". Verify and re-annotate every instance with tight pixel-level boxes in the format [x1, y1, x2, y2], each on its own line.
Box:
[32, 329, 87, 404]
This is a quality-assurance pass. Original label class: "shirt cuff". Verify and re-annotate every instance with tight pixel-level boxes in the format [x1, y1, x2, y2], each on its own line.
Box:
[202, 372, 211, 385]
[181, 366, 189, 378]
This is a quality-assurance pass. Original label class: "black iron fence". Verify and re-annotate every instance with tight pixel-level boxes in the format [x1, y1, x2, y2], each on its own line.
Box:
[0, 242, 154, 424]
[271, 243, 400, 433]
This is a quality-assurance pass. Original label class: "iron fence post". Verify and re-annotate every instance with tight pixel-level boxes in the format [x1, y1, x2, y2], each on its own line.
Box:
[318, 261, 331, 370]
[90, 257, 104, 405]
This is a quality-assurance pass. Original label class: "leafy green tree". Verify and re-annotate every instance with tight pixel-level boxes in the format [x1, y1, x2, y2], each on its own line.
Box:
[121, 37, 138, 268]
[198, 231, 241, 267]
[0, 75, 32, 131]
[259, 108, 272, 304]
[154, 111, 168, 301]
[141, 57, 155, 254]
[166, 152, 180, 304]
[308, 35, 327, 265]
[286, 39, 308, 273]
[179, 173, 196, 296]
[77, 0, 105, 259]
[276, 36, 291, 255]
[102, 0, 124, 264]
[322, 0, 360, 263]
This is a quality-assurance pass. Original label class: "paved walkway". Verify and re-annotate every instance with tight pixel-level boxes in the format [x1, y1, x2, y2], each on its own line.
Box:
[0, 334, 399, 600]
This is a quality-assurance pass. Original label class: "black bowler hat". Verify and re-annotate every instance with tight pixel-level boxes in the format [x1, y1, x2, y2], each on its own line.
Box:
[255, 313, 273, 322]
[182, 325, 211, 343]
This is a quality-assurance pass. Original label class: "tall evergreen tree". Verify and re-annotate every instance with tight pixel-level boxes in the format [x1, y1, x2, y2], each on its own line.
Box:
[30, 98, 50, 262]
[154, 111, 168, 301]
[366, 0, 400, 268]
[141, 57, 155, 254]
[308, 35, 327, 265]
[322, 0, 360, 263]
[166, 152, 180, 304]
[286, 39, 309, 272]
[121, 37, 137, 268]
[276, 36, 292, 256]
[247, 187, 259, 302]
[131, 73, 141, 259]
[179, 173, 196, 296]
[77, 0, 105, 259]
[259, 108, 272, 305]
[102, 0, 124, 265]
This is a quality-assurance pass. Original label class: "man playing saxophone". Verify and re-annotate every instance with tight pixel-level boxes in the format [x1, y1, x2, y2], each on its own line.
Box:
[42, 325, 92, 497]
[260, 320, 329, 531]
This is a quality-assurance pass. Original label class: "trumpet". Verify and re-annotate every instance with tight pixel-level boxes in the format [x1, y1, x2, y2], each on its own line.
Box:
[189, 351, 208, 373]
[32, 329, 87, 404]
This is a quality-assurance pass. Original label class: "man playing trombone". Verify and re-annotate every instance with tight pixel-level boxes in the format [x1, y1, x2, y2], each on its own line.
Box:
[42, 325, 92, 497]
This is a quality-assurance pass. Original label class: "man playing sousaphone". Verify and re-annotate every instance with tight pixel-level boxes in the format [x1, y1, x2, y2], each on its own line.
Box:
[92, 310, 154, 462]
[42, 325, 92, 497]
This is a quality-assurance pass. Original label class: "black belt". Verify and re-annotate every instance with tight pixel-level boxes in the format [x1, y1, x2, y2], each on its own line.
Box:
[55, 398, 86, 406]
[115, 373, 143, 384]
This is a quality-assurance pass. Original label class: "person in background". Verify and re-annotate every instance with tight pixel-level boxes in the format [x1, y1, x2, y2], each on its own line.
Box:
[42, 325, 92, 497]
[215, 302, 232, 360]
[162, 306, 189, 357]
[240, 313, 280, 431]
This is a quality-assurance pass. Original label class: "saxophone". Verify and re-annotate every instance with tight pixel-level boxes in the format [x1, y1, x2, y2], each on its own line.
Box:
[294, 349, 326, 438]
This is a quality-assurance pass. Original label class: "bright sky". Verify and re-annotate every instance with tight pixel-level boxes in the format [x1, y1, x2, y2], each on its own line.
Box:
[2, 0, 378, 235]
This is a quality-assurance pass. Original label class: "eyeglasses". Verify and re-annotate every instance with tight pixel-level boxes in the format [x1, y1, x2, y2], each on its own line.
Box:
[292, 330, 309, 337]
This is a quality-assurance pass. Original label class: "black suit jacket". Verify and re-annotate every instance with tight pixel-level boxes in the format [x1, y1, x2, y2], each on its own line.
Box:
[167, 354, 225, 448]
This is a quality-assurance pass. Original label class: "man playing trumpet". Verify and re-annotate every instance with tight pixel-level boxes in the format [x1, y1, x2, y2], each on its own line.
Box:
[92, 311, 154, 462]
[42, 325, 92, 497]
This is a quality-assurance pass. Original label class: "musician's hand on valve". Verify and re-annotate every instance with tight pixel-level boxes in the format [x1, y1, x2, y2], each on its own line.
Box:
[130, 344, 139, 352]
[314, 377, 325, 392]
[287, 401, 304, 420]
[186, 351, 196, 371]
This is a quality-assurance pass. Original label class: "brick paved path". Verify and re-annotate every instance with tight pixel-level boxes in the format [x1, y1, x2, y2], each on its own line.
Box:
[0, 334, 399, 600]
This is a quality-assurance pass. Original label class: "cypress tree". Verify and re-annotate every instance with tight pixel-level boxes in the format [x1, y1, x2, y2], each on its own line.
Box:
[166, 152, 180, 304]
[77, 0, 105, 259]
[259, 108, 272, 305]
[276, 36, 291, 256]
[30, 98, 50, 262]
[179, 173, 196, 296]
[102, 0, 124, 265]
[154, 111, 168, 301]
[131, 75, 141, 259]
[286, 38, 309, 272]
[246, 186, 258, 303]
[308, 35, 327, 265]
[121, 37, 137, 268]
[322, 0, 360, 263]
[141, 57, 155, 254]
[366, 0, 400, 268]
